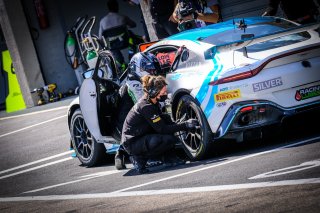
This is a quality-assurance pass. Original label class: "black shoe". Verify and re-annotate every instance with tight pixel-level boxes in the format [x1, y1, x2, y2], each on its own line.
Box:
[146, 158, 163, 167]
[130, 155, 148, 174]
[137, 167, 150, 174]
[115, 151, 126, 170]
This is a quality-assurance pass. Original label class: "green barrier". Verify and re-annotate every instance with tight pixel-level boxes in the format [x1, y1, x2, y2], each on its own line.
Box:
[2, 50, 26, 112]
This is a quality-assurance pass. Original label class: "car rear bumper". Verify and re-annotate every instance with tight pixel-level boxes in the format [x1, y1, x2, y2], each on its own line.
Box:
[215, 100, 320, 142]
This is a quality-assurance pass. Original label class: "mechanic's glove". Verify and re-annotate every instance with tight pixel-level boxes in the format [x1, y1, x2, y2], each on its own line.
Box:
[185, 119, 199, 130]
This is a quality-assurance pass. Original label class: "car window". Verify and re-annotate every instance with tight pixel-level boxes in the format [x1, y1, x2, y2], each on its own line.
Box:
[244, 32, 310, 52]
[82, 68, 107, 79]
[156, 51, 176, 69]
[149, 46, 204, 73]
[149, 46, 178, 73]
[83, 69, 94, 79]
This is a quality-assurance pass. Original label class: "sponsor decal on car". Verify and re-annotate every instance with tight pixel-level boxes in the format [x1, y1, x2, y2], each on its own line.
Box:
[216, 102, 227, 107]
[252, 77, 283, 92]
[214, 89, 241, 103]
[220, 83, 249, 92]
[295, 85, 320, 101]
[170, 73, 183, 81]
[196, 55, 224, 118]
[186, 61, 201, 67]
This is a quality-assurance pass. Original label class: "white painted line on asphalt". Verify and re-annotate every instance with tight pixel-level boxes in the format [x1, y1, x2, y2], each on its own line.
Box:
[249, 159, 320, 179]
[0, 150, 75, 175]
[0, 157, 73, 180]
[111, 136, 320, 193]
[1, 177, 319, 202]
[0, 106, 68, 121]
[0, 115, 67, 139]
[23, 170, 121, 194]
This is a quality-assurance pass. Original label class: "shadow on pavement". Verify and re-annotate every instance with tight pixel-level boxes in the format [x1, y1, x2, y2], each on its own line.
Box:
[122, 157, 228, 176]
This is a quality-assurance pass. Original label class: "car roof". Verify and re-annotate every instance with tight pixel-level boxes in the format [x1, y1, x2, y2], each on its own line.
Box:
[165, 16, 282, 43]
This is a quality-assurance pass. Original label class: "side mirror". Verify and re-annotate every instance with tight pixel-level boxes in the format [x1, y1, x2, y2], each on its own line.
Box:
[181, 49, 189, 62]
[170, 45, 188, 72]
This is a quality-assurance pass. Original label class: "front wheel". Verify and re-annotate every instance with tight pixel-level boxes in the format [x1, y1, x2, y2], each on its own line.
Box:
[70, 109, 106, 167]
[176, 95, 213, 160]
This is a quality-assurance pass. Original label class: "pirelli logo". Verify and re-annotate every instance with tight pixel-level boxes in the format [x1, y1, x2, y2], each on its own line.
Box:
[214, 89, 241, 102]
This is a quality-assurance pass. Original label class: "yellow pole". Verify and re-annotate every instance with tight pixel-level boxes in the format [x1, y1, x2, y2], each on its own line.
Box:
[2, 50, 26, 112]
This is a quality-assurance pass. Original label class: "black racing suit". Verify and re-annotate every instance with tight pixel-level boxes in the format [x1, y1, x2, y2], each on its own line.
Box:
[121, 97, 187, 160]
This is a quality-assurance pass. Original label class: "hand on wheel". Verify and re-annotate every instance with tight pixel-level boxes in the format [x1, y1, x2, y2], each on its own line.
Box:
[185, 118, 199, 131]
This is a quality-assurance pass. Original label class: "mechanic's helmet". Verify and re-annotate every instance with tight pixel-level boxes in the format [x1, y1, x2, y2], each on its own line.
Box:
[128, 52, 161, 78]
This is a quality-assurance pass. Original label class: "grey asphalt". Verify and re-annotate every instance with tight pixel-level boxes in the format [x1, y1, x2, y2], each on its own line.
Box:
[1, 184, 319, 213]
[0, 95, 319, 212]
[0, 95, 77, 118]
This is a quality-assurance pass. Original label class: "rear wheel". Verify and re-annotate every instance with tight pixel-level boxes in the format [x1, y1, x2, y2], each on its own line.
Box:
[70, 109, 106, 167]
[176, 95, 213, 160]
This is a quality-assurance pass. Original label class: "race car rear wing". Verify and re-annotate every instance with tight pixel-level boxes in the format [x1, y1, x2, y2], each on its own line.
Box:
[204, 22, 320, 59]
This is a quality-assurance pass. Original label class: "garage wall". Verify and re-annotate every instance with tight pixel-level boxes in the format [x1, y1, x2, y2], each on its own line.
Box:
[0, 29, 7, 110]
[0, 0, 44, 107]
[20, 0, 145, 94]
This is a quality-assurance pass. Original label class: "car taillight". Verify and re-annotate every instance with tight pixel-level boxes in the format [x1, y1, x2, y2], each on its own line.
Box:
[209, 70, 253, 86]
[209, 68, 261, 86]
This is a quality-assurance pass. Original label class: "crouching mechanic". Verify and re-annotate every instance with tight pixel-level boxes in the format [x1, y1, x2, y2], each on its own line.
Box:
[114, 52, 162, 169]
[121, 75, 198, 174]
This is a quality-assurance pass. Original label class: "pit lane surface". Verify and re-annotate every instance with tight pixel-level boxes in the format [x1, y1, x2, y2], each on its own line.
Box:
[0, 98, 319, 212]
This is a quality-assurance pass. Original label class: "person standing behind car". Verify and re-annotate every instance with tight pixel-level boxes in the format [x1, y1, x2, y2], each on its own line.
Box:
[149, 0, 180, 39]
[125, 0, 150, 42]
[99, 0, 137, 69]
[121, 75, 198, 174]
[99, 0, 137, 38]
[262, 0, 319, 24]
[172, 0, 221, 29]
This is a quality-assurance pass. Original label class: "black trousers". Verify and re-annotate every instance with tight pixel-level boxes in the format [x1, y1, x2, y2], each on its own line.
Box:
[125, 134, 178, 158]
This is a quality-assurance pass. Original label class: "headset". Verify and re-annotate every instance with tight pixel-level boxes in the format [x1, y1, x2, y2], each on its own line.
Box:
[147, 77, 160, 99]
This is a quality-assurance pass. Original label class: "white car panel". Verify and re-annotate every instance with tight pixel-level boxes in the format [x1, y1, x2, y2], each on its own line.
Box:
[148, 17, 320, 136]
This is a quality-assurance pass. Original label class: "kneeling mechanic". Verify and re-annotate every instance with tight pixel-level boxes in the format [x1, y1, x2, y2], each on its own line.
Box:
[121, 75, 198, 174]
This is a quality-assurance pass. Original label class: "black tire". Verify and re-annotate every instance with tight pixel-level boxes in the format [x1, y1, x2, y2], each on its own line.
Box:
[70, 109, 106, 167]
[175, 95, 213, 160]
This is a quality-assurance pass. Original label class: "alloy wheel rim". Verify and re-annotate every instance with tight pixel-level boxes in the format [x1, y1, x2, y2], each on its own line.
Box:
[73, 116, 93, 159]
[179, 104, 203, 152]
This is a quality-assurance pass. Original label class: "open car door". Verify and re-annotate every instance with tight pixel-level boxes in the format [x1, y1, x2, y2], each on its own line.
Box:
[79, 52, 120, 144]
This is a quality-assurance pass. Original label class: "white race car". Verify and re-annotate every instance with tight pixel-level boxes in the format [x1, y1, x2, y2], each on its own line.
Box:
[68, 17, 320, 166]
